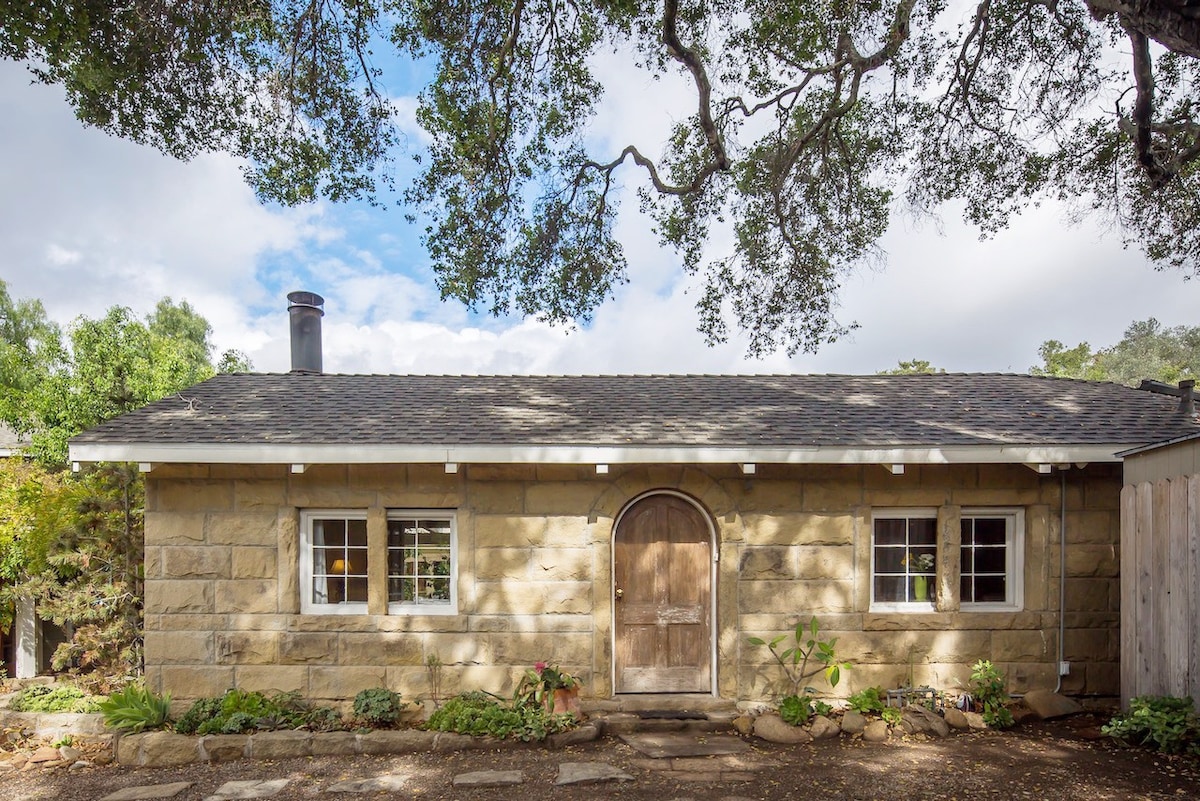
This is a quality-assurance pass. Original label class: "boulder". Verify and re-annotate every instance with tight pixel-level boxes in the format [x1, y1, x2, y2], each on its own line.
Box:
[863, 721, 890, 742]
[732, 715, 754, 736]
[902, 707, 949, 738]
[1022, 690, 1082, 720]
[809, 715, 841, 740]
[840, 711, 867, 735]
[752, 714, 813, 745]
[943, 708, 969, 730]
[963, 712, 988, 730]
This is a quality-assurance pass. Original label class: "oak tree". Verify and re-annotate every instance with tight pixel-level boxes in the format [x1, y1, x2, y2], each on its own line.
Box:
[5, 1, 1200, 354]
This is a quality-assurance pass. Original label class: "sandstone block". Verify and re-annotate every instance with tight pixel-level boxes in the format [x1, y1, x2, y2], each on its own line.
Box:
[233, 480, 287, 511]
[214, 579, 278, 615]
[310, 731, 359, 755]
[144, 631, 213, 665]
[738, 547, 793, 579]
[234, 665, 307, 694]
[199, 735, 248, 763]
[524, 482, 604, 515]
[339, 632, 423, 666]
[454, 770, 526, 787]
[309, 666, 389, 700]
[215, 632, 278, 665]
[145, 580, 212, 615]
[140, 732, 200, 767]
[467, 482, 525, 514]
[206, 513, 279, 547]
[231, 548, 277, 580]
[1066, 545, 1118, 578]
[358, 729, 436, 754]
[474, 548, 532, 580]
[991, 630, 1052, 662]
[279, 632, 338, 663]
[531, 547, 591, 581]
[474, 516, 543, 547]
[248, 731, 312, 759]
[487, 631, 591, 666]
[155, 481, 233, 513]
[163, 546, 231, 579]
[741, 513, 854, 545]
[115, 733, 145, 766]
[159, 666, 234, 700]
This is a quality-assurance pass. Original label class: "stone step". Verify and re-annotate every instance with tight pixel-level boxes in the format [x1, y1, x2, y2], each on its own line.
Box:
[593, 710, 739, 736]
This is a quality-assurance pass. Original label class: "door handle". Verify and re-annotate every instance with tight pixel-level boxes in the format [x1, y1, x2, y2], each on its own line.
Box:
[615, 588, 623, 600]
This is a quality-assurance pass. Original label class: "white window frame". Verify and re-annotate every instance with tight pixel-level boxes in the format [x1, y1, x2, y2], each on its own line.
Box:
[960, 508, 1024, 612]
[870, 508, 938, 613]
[386, 511, 458, 616]
[299, 509, 459, 616]
[299, 510, 370, 615]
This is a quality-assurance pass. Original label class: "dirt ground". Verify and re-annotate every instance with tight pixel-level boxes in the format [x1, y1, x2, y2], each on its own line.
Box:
[5, 714, 1200, 801]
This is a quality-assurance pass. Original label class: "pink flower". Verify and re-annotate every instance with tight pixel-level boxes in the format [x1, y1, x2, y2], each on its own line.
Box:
[535, 661, 547, 673]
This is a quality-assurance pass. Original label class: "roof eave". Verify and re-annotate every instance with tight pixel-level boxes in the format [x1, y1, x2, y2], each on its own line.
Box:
[67, 442, 1130, 467]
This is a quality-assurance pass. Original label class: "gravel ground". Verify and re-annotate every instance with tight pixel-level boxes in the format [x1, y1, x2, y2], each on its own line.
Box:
[4, 715, 1199, 801]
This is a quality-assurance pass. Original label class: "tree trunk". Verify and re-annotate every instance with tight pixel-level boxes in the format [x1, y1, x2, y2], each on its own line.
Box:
[1086, 0, 1200, 58]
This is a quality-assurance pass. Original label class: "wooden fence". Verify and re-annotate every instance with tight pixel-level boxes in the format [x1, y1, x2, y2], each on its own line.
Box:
[1120, 476, 1200, 708]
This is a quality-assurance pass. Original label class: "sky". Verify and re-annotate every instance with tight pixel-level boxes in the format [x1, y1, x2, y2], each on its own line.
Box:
[1, 53, 1197, 378]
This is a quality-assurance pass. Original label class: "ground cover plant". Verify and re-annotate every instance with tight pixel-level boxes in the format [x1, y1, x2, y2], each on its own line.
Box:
[352, 688, 406, 728]
[9, 684, 101, 714]
[174, 689, 343, 735]
[426, 691, 577, 742]
[969, 660, 1014, 729]
[97, 683, 171, 733]
[1103, 695, 1200, 755]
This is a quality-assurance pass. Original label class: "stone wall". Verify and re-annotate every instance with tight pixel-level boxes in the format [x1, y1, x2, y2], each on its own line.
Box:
[142, 462, 1122, 705]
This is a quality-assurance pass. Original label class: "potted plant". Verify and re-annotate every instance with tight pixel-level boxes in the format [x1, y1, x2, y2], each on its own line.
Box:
[514, 662, 583, 716]
[902, 551, 935, 601]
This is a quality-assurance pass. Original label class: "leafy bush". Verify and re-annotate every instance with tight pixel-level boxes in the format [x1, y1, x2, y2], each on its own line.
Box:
[10, 684, 102, 713]
[353, 688, 406, 728]
[97, 684, 171, 733]
[173, 689, 342, 735]
[748, 616, 850, 698]
[426, 691, 576, 741]
[881, 707, 902, 726]
[970, 660, 1014, 729]
[847, 686, 887, 716]
[779, 694, 813, 726]
[1103, 696, 1200, 755]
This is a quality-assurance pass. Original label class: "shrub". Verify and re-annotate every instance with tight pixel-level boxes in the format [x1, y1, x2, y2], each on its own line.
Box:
[97, 684, 171, 733]
[779, 694, 813, 726]
[353, 688, 406, 728]
[173, 689, 342, 735]
[1103, 696, 1200, 755]
[970, 660, 1014, 729]
[847, 686, 887, 716]
[748, 616, 850, 698]
[10, 684, 102, 713]
[881, 706, 902, 726]
[426, 691, 576, 741]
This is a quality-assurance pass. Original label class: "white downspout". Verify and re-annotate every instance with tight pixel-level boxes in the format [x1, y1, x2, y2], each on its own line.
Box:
[1054, 469, 1067, 693]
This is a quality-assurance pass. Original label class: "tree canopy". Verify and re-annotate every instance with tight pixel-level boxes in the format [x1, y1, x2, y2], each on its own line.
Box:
[1032, 317, 1200, 385]
[4, 2, 1200, 355]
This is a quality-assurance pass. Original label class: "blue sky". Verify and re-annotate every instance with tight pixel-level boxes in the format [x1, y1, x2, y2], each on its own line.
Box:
[2, 55, 1197, 377]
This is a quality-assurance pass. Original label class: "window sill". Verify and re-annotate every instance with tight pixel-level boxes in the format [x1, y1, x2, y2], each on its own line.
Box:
[869, 602, 938, 614]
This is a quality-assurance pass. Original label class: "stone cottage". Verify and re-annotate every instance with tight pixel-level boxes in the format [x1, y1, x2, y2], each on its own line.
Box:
[65, 298, 1200, 707]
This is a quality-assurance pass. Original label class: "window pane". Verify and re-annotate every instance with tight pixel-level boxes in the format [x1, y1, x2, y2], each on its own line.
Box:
[387, 517, 453, 606]
[874, 519, 907, 545]
[874, 576, 905, 603]
[875, 547, 905, 573]
[960, 547, 974, 573]
[975, 546, 1006, 573]
[973, 518, 1006, 546]
[909, 518, 936, 547]
[347, 519, 368, 548]
[318, 519, 346, 548]
[972, 575, 1007, 603]
[345, 577, 368, 603]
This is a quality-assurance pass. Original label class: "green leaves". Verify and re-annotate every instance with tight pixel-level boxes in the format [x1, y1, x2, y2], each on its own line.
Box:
[1103, 696, 1200, 755]
[747, 615, 850, 698]
[97, 684, 171, 734]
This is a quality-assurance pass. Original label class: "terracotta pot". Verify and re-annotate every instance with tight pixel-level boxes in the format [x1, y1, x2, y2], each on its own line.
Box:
[551, 687, 582, 717]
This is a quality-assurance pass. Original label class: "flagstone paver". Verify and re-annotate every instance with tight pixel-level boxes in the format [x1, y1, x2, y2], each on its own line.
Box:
[325, 774, 411, 793]
[98, 782, 194, 801]
[452, 769, 526, 787]
[202, 779, 290, 801]
[555, 761, 636, 785]
[618, 733, 751, 758]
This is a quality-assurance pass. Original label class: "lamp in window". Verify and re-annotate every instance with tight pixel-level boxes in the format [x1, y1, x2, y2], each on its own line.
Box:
[329, 558, 349, 603]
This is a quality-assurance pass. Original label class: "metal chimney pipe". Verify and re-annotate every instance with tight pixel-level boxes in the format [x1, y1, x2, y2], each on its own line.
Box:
[287, 291, 324, 374]
[1179, 379, 1196, 416]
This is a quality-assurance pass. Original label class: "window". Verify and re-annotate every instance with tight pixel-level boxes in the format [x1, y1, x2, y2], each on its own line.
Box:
[960, 509, 1023, 609]
[872, 512, 937, 609]
[300, 510, 457, 615]
[387, 515, 455, 612]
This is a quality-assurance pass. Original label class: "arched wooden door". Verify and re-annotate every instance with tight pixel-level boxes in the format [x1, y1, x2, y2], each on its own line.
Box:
[614, 493, 713, 693]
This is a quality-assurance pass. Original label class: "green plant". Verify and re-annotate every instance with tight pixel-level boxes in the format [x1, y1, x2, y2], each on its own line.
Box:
[353, 688, 406, 728]
[847, 686, 887, 716]
[426, 653, 444, 707]
[1103, 696, 1200, 755]
[10, 684, 102, 713]
[426, 691, 576, 741]
[513, 662, 581, 710]
[173, 689, 338, 735]
[779, 694, 813, 726]
[969, 660, 1014, 729]
[303, 706, 345, 732]
[881, 707, 902, 726]
[97, 684, 171, 733]
[748, 616, 851, 698]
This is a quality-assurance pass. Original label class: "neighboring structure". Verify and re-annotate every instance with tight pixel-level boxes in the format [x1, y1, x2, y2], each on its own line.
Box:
[1118, 416, 1200, 708]
[63, 295, 1200, 706]
[0, 422, 41, 680]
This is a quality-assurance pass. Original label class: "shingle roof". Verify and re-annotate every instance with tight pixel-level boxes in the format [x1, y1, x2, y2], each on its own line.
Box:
[69, 373, 1200, 453]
